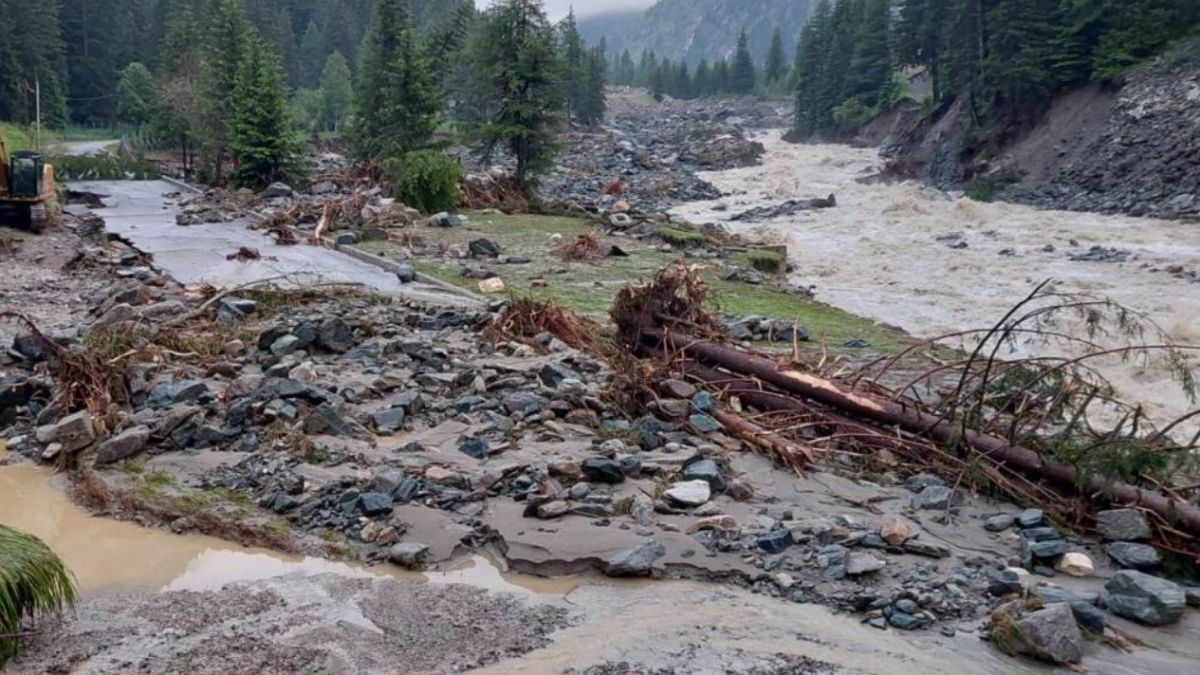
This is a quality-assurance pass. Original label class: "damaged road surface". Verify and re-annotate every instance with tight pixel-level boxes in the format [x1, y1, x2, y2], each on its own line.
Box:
[69, 180, 477, 307]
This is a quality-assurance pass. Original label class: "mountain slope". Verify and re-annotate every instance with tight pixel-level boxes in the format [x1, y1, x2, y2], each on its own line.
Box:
[580, 0, 817, 66]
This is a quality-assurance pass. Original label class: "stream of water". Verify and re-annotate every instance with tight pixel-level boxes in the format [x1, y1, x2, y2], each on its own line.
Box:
[673, 130, 1200, 430]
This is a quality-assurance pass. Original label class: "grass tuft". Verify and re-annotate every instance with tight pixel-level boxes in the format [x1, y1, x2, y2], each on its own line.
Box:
[0, 525, 78, 667]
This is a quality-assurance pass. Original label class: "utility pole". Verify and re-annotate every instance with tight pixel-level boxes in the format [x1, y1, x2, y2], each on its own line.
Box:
[35, 76, 42, 151]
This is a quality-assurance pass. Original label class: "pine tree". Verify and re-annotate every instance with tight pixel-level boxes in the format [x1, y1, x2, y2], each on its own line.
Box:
[713, 58, 731, 94]
[298, 20, 325, 88]
[731, 30, 756, 95]
[0, 0, 68, 126]
[318, 51, 353, 132]
[846, 0, 893, 107]
[576, 45, 608, 124]
[202, 0, 253, 182]
[559, 9, 586, 121]
[693, 59, 712, 97]
[354, 0, 442, 159]
[765, 28, 788, 86]
[230, 36, 299, 188]
[471, 0, 564, 190]
[618, 49, 636, 86]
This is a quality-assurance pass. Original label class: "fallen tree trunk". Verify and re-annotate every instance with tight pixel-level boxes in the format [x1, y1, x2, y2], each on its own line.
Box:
[647, 330, 1200, 538]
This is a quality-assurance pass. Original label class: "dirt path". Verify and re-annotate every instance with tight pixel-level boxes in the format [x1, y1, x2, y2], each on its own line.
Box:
[672, 131, 1200, 429]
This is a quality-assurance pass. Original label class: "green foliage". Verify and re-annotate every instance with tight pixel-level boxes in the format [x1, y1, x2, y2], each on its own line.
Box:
[387, 150, 462, 213]
[831, 97, 879, 134]
[0, 524, 77, 667]
[471, 0, 564, 190]
[765, 29, 788, 86]
[731, 30, 757, 95]
[48, 153, 159, 181]
[353, 0, 442, 160]
[229, 37, 302, 189]
[317, 52, 353, 133]
[116, 63, 159, 127]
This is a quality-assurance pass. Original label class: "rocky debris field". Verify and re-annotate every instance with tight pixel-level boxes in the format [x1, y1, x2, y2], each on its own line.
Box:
[478, 90, 789, 214]
[4, 203, 1200, 674]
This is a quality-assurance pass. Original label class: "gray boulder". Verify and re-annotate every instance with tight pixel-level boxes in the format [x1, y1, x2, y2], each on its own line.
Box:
[1095, 509, 1152, 541]
[46, 411, 96, 453]
[389, 542, 431, 569]
[1106, 570, 1186, 626]
[95, 426, 151, 464]
[1016, 604, 1083, 665]
[1106, 542, 1161, 570]
[911, 485, 954, 510]
[605, 540, 665, 577]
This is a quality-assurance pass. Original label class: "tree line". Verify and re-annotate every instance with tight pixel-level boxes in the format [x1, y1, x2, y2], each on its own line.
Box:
[790, 0, 1200, 139]
[0, 0, 608, 196]
[609, 28, 792, 99]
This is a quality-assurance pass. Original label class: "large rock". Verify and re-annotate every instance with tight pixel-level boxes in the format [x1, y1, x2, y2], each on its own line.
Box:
[845, 552, 885, 576]
[681, 458, 725, 492]
[317, 318, 354, 353]
[581, 457, 625, 484]
[1095, 509, 1152, 542]
[1016, 604, 1084, 665]
[605, 540, 665, 577]
[389, 542, 431, 569]
[1106, 570, 1187, 626]
[46, 411, 96, 453]
[146, 380, 209, 409]
[95, 426, 151, 464]
[1106, 541, 1161, 570]
[910, 485, 954, 510]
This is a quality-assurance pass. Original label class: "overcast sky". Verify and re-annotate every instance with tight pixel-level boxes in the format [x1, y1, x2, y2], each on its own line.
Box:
[474, 0, 655, 21]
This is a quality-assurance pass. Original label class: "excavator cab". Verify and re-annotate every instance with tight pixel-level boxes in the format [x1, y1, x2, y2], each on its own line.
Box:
[0, 133, 56, 233]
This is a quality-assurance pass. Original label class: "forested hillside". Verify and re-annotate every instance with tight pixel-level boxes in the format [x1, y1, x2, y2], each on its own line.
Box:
[789, 0, 1200, 140]
[0, 0, 468, 127]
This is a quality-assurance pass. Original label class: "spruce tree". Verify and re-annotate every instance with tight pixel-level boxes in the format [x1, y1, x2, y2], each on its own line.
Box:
[318, 51, 353, 133]
[354, 0, 442, 159]
[846, 0, 893, 107]
[559, 9, 585, 121]
[202, 0, 253, 182]
[230, 36, 299, 188]
[765, 28, 788, 86]
[577, 45, 608, 124]
[298, 20, 325, 88]
[694, 59, 712, 97]
[731, 30, 756, 95]
[472, 0, 564, 190]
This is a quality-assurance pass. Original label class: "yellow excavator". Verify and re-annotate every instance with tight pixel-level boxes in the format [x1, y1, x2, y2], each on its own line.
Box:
[0, 132, 55, 233]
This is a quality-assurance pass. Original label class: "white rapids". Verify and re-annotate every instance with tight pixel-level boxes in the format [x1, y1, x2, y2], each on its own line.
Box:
[673, 130, 1200, 430]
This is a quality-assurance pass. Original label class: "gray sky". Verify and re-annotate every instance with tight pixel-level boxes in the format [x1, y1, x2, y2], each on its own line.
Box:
[474, 0, 655, 21]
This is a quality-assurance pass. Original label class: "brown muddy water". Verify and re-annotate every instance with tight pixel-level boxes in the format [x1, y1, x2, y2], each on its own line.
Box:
[3, 447, 1198, 673]
[672, 131, 1200, 433]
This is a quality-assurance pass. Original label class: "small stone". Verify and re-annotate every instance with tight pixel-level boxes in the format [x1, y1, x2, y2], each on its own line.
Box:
[389, 542, 431, 569]
[358, 492, 394, 517]
[757, 529, 794, 554]
[1095, 508, 1152, 542]
[903, 473, 945, 492]
[1034, 586, 1106, 635]
[664, 480, 711, 507]
[581, 457, 625, 484]
[681, 458, 725, 492]
[537, 500, 570, 519]
[1106, 541, 1161, 570]
[1016, 604, 1083, 665]
[395, 263, 417, 284]
[660, 379, 696, 399]
[880, 515, 910, 546]
[468, 238, 501, 258]
[846, 552, 885, 576]
[888, 611, 921, 630]
[317, 318, 354, 353]
[568, 483, 591, 500]
[1054, 552, 1094, 577]
[984, 514, 1015, 532]
[1017, 508, 1045, 528]
[371, 407, 407, 433]
[1028, 539, 1069, 560]
[986, 567, 1028, 596]
[687, 413, 723, 434]
[458, 437, 488, 460]
[1105, 570, 1186, 626]
[902, 540, 951, 558]
[605, 540, 665, 577]
[910, 485, 954, 510]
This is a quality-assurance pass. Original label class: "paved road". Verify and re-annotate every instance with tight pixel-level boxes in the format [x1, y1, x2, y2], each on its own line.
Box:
[55, 139, 118, 156]
[70, 180, 479, 307]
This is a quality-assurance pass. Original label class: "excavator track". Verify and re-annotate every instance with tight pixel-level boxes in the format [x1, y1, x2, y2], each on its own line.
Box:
[0, 202, 46, 234]
[29, 202, 49, 234]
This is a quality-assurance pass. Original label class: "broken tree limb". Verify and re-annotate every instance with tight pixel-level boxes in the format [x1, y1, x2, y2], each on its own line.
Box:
[710, 410, 816, 473]
[646, 330, 1200, 538]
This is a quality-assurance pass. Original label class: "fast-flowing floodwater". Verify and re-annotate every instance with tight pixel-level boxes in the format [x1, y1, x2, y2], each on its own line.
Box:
[673, 130, 1200, 429]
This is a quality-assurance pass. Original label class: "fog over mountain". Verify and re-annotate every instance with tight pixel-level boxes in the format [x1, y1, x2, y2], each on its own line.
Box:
[475, 0, 655, 21]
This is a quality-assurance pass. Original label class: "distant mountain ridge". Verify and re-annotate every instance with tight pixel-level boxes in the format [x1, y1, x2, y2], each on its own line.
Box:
[579, 0, 817, 66]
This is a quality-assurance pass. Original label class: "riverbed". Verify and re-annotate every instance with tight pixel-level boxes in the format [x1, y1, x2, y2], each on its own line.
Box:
[673, 131, 1200, 430]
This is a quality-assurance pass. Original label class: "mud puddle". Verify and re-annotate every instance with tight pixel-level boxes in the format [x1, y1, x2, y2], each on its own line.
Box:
[0, 458, 575, 597]
[673, 130, 1200, 431]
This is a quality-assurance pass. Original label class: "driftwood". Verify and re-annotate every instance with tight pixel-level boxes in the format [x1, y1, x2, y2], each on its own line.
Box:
[645, 328, 1200, 539]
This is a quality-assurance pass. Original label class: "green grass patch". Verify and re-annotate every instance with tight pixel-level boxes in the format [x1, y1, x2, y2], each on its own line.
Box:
[741, 249, 787, 274]
[363, 211, 909, 354]
[653, 224, 707, 247]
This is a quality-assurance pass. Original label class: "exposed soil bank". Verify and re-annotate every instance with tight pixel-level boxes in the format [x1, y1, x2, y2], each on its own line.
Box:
[672, 130, 1200, 430]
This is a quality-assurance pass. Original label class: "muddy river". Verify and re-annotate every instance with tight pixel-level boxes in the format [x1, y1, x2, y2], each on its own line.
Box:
[673, 131, 1200, 431]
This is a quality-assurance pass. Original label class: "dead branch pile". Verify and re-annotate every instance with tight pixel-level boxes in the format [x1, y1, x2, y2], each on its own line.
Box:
[459, 174, 528, 211]
[555, 233, 605, 262]
[613, 263, 1200, 562]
